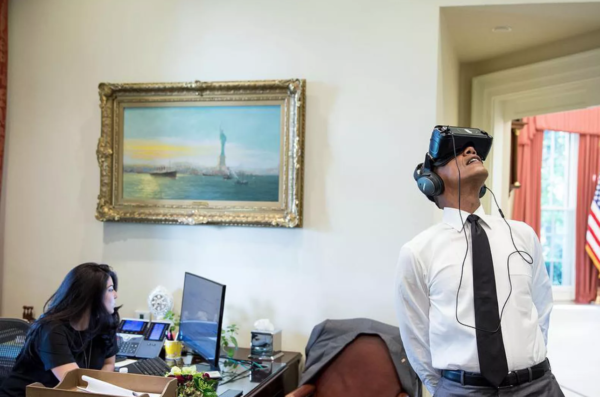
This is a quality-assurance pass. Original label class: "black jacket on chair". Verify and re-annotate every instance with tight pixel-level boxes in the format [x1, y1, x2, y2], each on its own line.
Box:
[300, 318, 421, 397]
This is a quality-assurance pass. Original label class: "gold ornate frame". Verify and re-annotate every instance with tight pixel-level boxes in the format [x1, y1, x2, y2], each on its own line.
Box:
[96, 79, 305, 227]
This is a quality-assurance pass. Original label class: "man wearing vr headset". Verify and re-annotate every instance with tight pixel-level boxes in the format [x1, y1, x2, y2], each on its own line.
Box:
[395, 126, 561, 396]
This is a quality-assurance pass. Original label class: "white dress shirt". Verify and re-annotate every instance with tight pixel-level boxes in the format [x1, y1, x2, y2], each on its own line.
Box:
[394, 206, 553, 394]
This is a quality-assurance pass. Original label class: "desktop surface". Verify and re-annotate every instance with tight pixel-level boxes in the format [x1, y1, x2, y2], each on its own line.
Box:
[115, 347, 301, 397]
[215, 360, 285, 394]
[216, 348, 301, 397]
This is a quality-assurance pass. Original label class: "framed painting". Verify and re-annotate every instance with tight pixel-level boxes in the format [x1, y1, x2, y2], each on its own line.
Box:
[96, 79, 305, 227]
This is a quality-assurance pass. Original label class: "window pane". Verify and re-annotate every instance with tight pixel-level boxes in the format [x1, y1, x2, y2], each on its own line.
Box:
[554, 133, 566, 174]
[541, 131, 553, 207]
[550, 236, 564, 261]
[553, 133, 568, 206]
[541, 211, 553, 236]
[553, 262, 563, 285]
[554, 212, 565, 235]
[550, 178, 565, 207]
[540, 130, 577, 287]
[542, 234, 551, 260]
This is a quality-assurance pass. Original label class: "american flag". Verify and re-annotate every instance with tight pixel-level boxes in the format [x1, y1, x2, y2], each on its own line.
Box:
[586, 176, 600, 272]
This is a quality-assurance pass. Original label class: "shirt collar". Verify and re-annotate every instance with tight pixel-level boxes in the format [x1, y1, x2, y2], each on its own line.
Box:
[442, 205, 491, 231]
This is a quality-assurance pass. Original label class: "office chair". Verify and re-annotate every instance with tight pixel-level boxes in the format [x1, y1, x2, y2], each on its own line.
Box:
[0, 319, 30, 386]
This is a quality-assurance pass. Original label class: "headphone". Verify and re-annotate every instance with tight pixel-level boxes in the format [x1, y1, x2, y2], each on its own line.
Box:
[413, 153, 487, 202]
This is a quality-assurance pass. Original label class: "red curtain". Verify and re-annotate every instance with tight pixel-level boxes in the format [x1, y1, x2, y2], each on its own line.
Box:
[0, 0, 7, 195]
[575, 135, 600, 303]
[535, 107, 600, 135]
[513, 107, 600, 303]
[512, 117, 544, 236]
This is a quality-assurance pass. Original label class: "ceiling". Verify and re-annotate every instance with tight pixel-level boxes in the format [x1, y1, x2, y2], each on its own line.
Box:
[441, 3, 600, 63]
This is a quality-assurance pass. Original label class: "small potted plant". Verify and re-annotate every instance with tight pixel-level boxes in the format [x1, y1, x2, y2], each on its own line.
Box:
[220, 324, 239, 359]
[164, 310, 183, 360]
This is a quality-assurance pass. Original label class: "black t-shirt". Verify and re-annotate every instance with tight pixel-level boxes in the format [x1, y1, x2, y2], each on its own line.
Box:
[0, 321, 118, 397]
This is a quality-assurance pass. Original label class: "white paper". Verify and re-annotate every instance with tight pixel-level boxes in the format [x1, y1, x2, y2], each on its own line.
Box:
[114, 359, 137, 368]
[78, 375, 161, 397]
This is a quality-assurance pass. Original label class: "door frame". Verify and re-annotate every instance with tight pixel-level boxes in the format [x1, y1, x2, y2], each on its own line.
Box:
[472, 48, 600, 300]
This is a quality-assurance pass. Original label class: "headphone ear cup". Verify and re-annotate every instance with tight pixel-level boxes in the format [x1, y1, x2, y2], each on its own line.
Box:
[428, 172, 444, 196]
[416, 171, 444, 197]
[414, 162, 445, 197]
[479, 185, 487, 198]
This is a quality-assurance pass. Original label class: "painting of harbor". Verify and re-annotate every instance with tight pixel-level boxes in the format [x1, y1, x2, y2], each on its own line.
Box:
[122, 105, 281, 202]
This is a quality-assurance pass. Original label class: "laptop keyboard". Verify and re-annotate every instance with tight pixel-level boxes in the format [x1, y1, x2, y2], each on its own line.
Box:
[125, 357, 171, 376]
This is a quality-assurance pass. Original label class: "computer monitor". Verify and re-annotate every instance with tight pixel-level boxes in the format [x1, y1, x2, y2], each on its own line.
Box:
[180, 272, 226, 371]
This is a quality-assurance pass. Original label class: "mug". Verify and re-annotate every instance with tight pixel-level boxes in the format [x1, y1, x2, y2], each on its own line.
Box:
[164, 340, 183, 359]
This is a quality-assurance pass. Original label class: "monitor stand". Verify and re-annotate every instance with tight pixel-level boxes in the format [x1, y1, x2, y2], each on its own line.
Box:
[193, 361, 222, 382]
[189, 353, 220, 372]
[194, 362, 213, 372]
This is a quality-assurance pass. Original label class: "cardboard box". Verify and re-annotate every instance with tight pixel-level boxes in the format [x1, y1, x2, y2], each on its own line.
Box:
[27, 369, 176, 397]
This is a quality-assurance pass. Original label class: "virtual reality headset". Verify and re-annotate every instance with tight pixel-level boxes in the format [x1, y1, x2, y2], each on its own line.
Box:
[428, 125, 493, 167]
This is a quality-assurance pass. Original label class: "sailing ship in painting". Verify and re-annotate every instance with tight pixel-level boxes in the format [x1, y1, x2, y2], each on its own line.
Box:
[150, 165, 177, 178]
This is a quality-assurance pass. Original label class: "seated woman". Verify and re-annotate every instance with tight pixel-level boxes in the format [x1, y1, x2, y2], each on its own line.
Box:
[0, 263, 120, 397]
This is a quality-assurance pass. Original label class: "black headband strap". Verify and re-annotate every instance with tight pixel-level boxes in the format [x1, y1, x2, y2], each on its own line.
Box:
[423, 153, 434, 171]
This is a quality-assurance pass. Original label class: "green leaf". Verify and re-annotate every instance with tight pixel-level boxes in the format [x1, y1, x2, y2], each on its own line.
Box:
[230, 336, 238, 348]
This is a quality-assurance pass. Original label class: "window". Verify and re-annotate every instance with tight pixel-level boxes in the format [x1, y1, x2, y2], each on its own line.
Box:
[540, 131, 578, 286]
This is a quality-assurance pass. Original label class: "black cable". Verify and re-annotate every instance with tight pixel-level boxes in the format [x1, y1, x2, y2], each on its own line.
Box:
[219, 355, 267, 369]
[487, 186, 533, 265]
[218, 369, 251, 386]
[451, 134, 533, 333]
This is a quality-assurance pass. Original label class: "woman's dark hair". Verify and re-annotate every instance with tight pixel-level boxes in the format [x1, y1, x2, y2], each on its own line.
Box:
[26, 263, 121, 352]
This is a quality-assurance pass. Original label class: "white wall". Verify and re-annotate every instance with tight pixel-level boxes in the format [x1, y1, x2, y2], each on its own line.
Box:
[436, 13, 460, 127]
[2, 0, 441, 353]
[1, 0, 596, 355]
[434, 12, 461, 224]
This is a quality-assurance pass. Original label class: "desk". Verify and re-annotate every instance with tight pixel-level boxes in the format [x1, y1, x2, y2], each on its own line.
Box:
[216, 348, 301, 397]
[115, 348, 302, 397]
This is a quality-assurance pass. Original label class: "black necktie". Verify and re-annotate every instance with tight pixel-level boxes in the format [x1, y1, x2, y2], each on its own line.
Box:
[467, 214, 509, 387]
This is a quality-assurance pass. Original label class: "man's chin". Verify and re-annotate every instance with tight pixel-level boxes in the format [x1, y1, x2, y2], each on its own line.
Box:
[458, 168, 488, 188]
[465, 165, 488, 177]
[476, 168, 489, 182]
